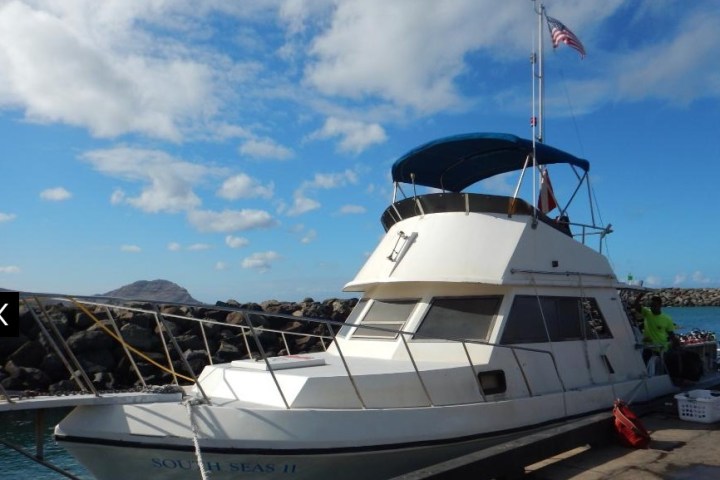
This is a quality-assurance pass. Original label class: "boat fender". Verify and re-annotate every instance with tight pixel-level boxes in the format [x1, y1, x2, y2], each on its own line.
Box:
[612, 399, 651, 449]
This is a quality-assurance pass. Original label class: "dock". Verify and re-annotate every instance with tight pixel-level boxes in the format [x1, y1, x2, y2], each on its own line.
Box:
[392, 390, 720, 480]
[525, 408, 720, 479]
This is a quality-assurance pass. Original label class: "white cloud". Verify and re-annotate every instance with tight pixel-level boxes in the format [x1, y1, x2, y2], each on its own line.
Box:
[215, 261, 227, 270]
[239, 138, 293, 160]
[692, 271, 711, 284]
[187, 243, 211, 251]
[0, 1, 219, 140]
[241, 251, 280, 272]
[303, 1, 536, 113]
[612, 10, 720, 105]
[309, 117, 386, 153]
[0, 265, 20, 273]
[83, 147, 224, 213]
[0, 212, 17, 223]
[339, 204, 366, 214]
[110, 188, 125, 205]
[645, 275, 662, 287]
[287, 192, 321, 216]
[121, 244, 141, 253]
[225, 235, 249, 248]
[217, 173, 274, 200]
[673, 274, 686, 285]
[187, 208, 276, 232]
[300, 229, 316, 244]
[168, 242, 182, 252]
[287, 169, 358, 216]
[40, 187, 72, 201]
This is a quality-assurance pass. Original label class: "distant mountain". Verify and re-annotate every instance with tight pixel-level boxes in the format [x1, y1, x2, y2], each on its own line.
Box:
[103, 279, 199, 304]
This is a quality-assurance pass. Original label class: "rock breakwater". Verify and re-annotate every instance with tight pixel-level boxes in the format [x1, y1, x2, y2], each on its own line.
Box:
[1, 297, 357, 393]
[625, 288, 720, 307]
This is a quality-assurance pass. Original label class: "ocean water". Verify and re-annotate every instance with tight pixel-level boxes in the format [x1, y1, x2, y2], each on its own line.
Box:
[1, 307, 719, 479]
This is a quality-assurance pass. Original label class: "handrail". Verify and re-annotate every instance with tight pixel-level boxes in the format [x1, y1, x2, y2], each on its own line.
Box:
[12, 293, 567, 411]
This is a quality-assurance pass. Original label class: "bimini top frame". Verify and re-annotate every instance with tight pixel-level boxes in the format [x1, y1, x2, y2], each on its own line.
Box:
[389, 132, 611, 251]
[391, 132, 589, 193]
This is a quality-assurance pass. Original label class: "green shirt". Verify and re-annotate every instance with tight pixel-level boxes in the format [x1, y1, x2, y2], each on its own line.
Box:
[641, 307, 676, 352]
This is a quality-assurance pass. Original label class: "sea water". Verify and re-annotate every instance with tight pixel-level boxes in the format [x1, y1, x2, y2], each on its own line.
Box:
[1, 307, 719, 480]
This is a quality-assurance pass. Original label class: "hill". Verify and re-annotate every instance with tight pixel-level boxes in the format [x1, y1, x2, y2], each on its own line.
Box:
[103, 279, 199, 304]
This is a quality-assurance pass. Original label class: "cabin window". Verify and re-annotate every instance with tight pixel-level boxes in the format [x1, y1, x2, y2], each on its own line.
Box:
[500, 296, 612, 344]
[414, 296, 501, 341]
[352, 299, 418, 339]
[338, 298, 369, 338]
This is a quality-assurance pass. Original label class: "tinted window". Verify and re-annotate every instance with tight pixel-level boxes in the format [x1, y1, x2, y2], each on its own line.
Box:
[352, 299, 417, 339]
[338, 298, 369, 337]
[500, 296, 549, 344]
[501, 296, 612, 344]
[415, 296, 501, 341]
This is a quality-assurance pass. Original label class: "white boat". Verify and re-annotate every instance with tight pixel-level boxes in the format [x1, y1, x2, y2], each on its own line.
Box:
[52, 5, 719, 479]
[52, 131, 720, 479]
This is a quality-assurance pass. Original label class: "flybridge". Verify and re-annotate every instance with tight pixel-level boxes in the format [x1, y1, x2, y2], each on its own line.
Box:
[386, 132, 611, 253]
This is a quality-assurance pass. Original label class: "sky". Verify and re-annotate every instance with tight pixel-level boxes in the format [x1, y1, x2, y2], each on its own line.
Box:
[1, 0, 719, 304]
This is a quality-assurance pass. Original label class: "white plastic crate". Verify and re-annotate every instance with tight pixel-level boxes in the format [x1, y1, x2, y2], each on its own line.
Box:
[675, 390, 720, 423]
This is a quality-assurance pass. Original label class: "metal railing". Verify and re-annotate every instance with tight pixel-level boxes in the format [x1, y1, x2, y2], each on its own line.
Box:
[4, 292, 567, 411]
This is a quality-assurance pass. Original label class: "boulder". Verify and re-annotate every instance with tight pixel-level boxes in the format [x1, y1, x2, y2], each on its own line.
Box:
[7, 340, 46, 369]
[120, 323, 159, 351]
[66, 330, 115, 352]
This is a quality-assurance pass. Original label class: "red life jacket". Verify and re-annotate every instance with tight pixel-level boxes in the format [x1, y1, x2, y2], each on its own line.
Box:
[613, 399, 651, 449]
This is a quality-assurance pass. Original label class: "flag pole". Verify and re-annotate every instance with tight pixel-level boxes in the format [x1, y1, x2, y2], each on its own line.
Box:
[537, 1, 545, 144]
[531, 1, 546, 223]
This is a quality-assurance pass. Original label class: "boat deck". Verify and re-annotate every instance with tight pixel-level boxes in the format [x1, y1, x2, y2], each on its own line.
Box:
[0, 390, 182, 413]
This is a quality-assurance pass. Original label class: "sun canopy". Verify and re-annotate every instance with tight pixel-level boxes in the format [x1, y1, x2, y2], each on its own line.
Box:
[391, 132, 590, 192]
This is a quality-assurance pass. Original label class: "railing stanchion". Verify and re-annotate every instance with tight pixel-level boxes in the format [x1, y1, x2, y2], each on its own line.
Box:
[325, 321, 367, 409]
[245, 313, 291, 410]
[31, 297, 97, 396]
[104, 306, 146, 387]
[155, 309, 212, 405]
[399, 332, 434, 406]
[462, 342, 486, 402]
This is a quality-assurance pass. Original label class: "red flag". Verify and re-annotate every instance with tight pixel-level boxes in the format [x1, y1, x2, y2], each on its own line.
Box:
[546, 16, 586, 58]
[538, 168, 557, 214]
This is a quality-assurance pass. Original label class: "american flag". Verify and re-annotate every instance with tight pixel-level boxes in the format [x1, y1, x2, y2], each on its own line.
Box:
[546, 16, 586, 58]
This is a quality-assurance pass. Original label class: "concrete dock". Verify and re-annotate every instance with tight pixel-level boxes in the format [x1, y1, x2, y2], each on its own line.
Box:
[393, 392, 720, 480]
[525, 404, 720, 480]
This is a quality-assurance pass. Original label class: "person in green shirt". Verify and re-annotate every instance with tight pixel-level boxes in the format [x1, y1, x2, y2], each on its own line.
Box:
[633, 292, 677, 364]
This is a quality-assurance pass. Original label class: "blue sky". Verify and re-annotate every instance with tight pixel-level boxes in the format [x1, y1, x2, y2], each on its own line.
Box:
[1, 1, 718, 304]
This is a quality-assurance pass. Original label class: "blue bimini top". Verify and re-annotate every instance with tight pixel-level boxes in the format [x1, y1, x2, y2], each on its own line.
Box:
[391, 132, 589, 192]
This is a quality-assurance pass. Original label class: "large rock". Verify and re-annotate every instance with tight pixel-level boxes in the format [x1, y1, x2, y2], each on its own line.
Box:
[119, 323, 158, 351]
[66, 330, 115, 352]
[8, 340, 48, 368]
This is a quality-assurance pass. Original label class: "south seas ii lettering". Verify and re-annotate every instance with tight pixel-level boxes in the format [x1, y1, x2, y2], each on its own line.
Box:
[151, 458, 298, 474]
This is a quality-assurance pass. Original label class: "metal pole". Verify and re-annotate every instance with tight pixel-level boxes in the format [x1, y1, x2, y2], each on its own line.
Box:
[104, 306, 146, 387]
[30, 298, 97, 395]
[34, 409, 44, 460]
[155, 309, 212, 405]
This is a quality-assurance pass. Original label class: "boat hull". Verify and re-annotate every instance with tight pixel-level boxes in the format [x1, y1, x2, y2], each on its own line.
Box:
[57, 433, 520, 480]
[55, 375, 684, 479]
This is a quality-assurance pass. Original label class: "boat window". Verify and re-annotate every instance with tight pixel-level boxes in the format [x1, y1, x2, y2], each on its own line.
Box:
[338, 298, 370, 338]
[500, 296, 612, 344]
[414, 296, 501, 341]
[581, 298, 613, 339]
[352, 299, 418, 340]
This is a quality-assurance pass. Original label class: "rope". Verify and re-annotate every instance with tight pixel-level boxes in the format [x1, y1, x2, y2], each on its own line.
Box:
[185, 398, 210, 480]
[71, 299, 194, 383]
